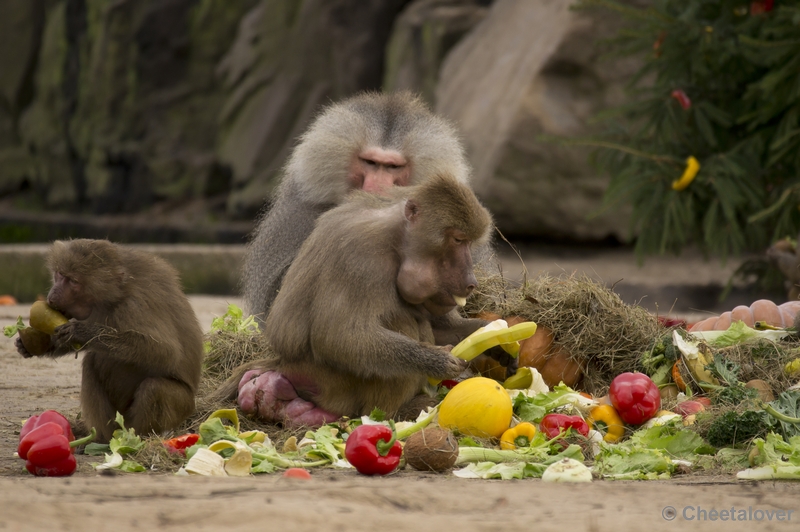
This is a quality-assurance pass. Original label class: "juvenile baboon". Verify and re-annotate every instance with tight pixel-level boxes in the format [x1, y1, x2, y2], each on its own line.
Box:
[15, 239, 205, 442]
[241, 91, 472, 322]
[235, 172, 493, 427]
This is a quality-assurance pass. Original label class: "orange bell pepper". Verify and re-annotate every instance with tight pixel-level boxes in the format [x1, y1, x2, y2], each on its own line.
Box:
[587, 404, 626, 443]
[499, 422, 537, 450]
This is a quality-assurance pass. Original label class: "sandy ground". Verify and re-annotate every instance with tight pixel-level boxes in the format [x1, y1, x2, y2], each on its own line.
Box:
[2, 295, 800, 531]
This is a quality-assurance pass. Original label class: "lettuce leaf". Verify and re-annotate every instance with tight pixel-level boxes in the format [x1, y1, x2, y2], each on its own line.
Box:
[691, 320, 790, 347]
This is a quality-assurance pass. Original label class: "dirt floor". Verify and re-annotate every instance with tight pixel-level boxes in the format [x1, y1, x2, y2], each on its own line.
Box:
[2, 296, 800, 531]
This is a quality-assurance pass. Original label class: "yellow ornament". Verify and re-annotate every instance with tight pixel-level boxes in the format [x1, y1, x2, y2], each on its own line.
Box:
[438, 377, 513, 438]
[672, 156, 700, 191]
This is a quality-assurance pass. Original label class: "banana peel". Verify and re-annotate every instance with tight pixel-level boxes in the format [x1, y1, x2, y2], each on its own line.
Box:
[672, 330, 719, 387]
[451, 320, 537, 362]
[208, 440, 253, 477]
[429, 320, 538, 386]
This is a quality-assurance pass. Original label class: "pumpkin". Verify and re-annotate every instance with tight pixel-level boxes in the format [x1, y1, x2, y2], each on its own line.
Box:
[0, 295, 17, 306]
[438, 377, 513, 438]
[689, 300, 800, 332]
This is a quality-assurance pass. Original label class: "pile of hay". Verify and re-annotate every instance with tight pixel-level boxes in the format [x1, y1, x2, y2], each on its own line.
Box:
[183, 330, 273, 432]
[465, 268, 665, 394]
[693, 337, 800, 399]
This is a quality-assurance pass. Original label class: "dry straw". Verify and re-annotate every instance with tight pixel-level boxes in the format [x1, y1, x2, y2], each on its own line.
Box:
[465, 267, 664, 394]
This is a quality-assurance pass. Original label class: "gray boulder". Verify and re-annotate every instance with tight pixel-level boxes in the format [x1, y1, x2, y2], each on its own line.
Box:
[383, 0, 490, 107]
[437, 0, 639, 241]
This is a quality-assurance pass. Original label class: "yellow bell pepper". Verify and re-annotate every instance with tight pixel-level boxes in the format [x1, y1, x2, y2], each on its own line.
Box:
[586, 405, 626, 443]
[503, 367, 533, 389]
[499, 422, 537, 450]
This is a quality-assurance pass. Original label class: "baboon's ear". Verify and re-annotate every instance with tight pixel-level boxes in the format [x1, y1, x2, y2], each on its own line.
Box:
[404, 199, 420, 224]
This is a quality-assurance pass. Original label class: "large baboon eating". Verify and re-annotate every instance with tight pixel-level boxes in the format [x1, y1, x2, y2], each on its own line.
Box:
[235, 172, 493, 427]
[15, 239, 205, 442]
[241, 91, 473, 323]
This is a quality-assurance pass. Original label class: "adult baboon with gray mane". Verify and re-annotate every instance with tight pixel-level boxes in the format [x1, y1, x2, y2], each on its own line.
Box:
[241, 91, 472, 323]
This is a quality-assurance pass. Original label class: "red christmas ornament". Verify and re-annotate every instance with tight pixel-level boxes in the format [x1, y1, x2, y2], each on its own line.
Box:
[670, 89, 691, 110]
[750, 0, 774, 15]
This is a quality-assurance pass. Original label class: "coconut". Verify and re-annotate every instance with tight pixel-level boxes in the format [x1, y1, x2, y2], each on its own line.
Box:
[403, 427, 459, 472]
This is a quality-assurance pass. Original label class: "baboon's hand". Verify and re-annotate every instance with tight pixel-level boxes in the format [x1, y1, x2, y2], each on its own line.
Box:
[15, 337, 33, 358]
[52, 321, 92, 349]
[483, 346, 519, 378]
[437, 351, 469, 379]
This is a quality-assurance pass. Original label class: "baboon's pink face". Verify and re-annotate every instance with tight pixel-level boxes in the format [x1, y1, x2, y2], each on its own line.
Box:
[349, 147, 410, 195]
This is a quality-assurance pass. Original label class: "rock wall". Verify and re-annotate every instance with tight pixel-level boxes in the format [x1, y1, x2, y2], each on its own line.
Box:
[0, 0, 637, 243]
[436, 0, 637, 241]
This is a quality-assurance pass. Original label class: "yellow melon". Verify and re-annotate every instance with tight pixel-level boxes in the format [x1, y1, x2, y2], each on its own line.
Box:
[437, 377, 513, 438]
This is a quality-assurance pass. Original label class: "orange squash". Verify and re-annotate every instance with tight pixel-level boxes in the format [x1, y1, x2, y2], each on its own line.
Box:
[467, 313, 583, 388]
[689, 300, 800, 331]
[538, 345, 583, 388]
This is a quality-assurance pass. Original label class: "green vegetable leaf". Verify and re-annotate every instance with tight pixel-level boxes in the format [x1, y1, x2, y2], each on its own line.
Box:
[738, 433, 800, 480]
[452, 461, 538, 480]
[629, 424, 716, 459]
[368, 408, 386, 422]
[767, 391, 800, 439]
[691, 321, 790, 347]
[594, 443, 674, 480]
[119, 459, 146, 473]
[458, 436, 482, 448]
[185, 443, 207, 460]
[83, 443, 111, 456]
[711, 353, 740, 385]
[748, 433, 800, 467]
[108, 413, 144, 455]
[198, 417, 239, 445]
[251, 459, 277, 474]
[302, 425, 347, 466]
[512, 384, 592, 423]
[209, 304, 260, 334]
[3, 317, 25, 338]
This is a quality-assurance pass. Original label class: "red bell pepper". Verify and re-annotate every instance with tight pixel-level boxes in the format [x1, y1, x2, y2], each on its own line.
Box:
[19, 422, 96, 477]
[539, 413, 589, 440]
[19, 410, 74, 443]
[344, 421, 402, 476]
[163, 433, 200, 455]
[440, 380, 460, 390]
[608, 372, 661, 425]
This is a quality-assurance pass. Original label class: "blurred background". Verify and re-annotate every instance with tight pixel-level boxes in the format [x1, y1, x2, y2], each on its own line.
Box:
[1, 0, 798, 315]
